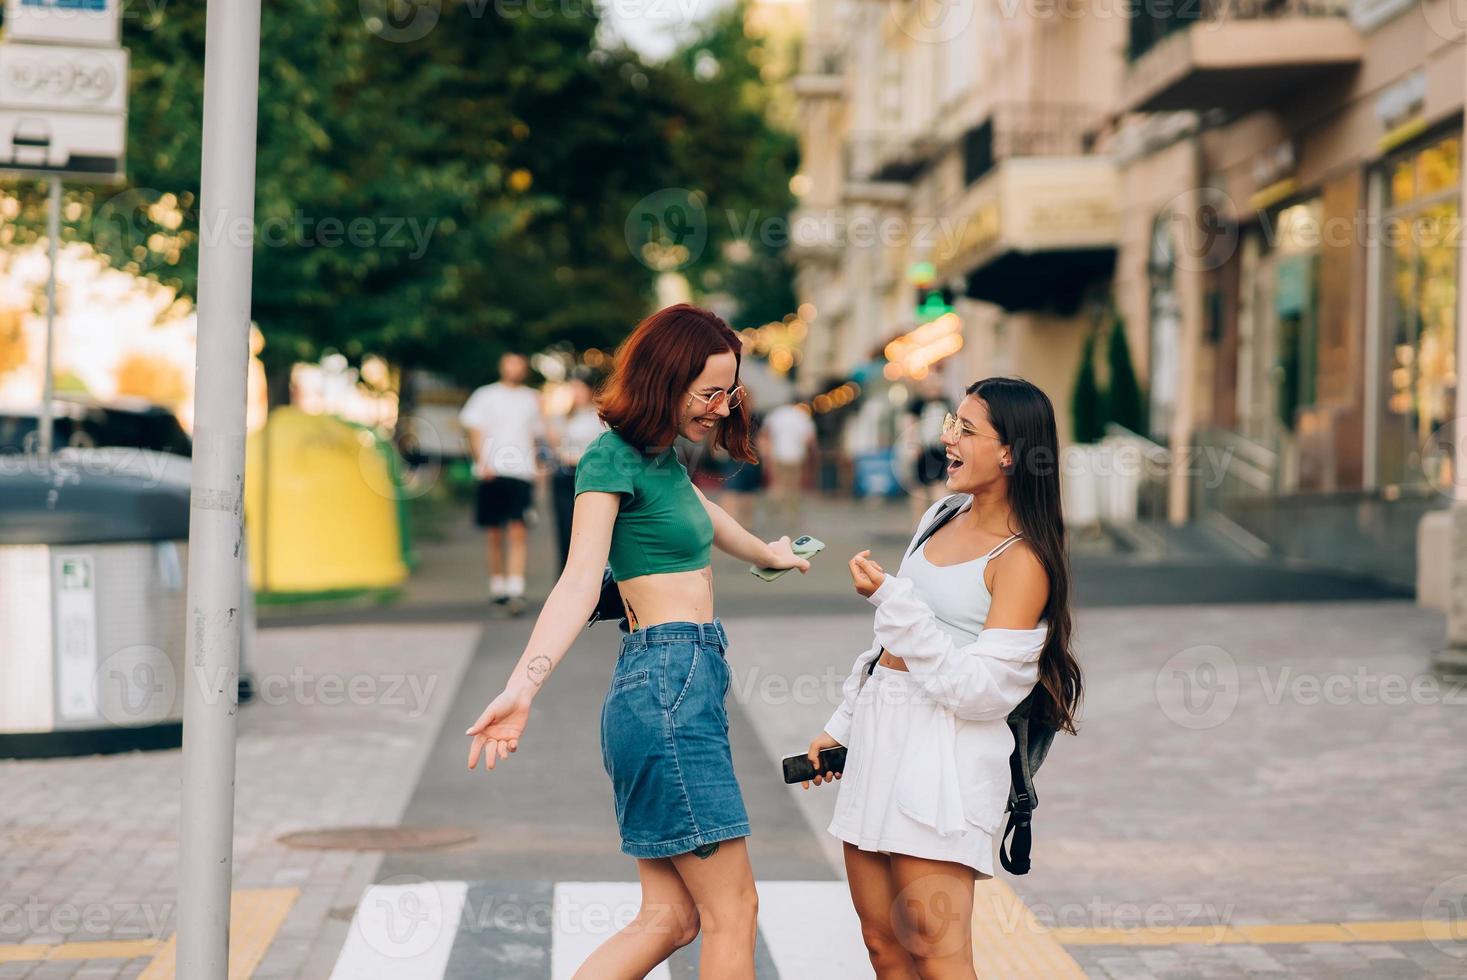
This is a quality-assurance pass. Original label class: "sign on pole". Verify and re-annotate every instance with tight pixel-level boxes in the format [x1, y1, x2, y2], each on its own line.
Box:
[0, 0, 126, 182]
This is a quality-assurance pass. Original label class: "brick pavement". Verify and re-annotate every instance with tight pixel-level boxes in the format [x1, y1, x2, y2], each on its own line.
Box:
[730, 599, 1467, 977]
[0, 622, 478, 980]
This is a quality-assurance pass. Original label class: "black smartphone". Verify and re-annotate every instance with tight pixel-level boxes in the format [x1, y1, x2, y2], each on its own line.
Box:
[782, 746, 847, 784]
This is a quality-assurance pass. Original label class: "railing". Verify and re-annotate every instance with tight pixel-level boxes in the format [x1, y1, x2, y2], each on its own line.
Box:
[1102, 423, 1173, 524]
[1189, 426, 1279, 527]
[1126, 0, 1352, 62]
[800, 41, 843, 78]
[961, 103, 1100, 186]
[845, 130, 940, 184]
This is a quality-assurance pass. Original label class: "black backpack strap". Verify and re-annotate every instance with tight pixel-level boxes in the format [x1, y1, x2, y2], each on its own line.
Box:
[907, 494, 967, 558]
[999, 716, 1035, 875]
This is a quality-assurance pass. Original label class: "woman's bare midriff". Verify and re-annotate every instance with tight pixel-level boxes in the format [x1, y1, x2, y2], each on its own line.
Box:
[616, 567, 715, 630]
[877, 648, 909, 671]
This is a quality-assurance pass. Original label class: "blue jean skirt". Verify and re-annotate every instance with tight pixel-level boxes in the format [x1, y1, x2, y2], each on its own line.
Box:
[600, 619, 751, 858]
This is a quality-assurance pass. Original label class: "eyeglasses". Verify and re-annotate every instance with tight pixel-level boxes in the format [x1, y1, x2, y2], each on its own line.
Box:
[942, 412, 1001, 442]
[688, 385, 746, 412]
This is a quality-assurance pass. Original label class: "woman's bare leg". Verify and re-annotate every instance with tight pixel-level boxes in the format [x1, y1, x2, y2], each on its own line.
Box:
[888, 853, 977, 980]
[843, 842, 921, 979]
[669, 837, 759, 980]
[570, 857, 699, 980]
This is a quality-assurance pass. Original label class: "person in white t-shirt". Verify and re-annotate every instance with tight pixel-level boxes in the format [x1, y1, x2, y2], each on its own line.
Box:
[545, 371, 607, 571]
[759, 401, 817, 527]
[459, 353, 545, 614]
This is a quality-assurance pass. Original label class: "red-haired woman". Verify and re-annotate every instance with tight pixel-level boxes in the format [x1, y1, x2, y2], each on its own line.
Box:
[465, 304, 810, 979]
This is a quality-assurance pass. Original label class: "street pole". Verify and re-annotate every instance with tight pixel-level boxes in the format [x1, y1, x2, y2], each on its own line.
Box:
[176, 0, 262, 974]
[38, 175, 60, 458]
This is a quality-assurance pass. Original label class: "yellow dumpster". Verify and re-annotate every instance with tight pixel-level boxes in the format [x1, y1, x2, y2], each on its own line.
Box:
[244, 407, 408, 595]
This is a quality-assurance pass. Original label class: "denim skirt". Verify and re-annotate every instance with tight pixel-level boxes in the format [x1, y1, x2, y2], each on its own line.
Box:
[600, 619, 751, 858]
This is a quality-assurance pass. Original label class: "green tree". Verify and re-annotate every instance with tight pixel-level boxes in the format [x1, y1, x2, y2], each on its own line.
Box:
[1107, 314, 1146, 435]
[0, 0, 801, 393]
[1072, 330, 1105, 444]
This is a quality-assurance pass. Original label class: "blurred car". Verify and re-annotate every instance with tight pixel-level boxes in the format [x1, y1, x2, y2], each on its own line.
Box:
[0, 396, 192, 457]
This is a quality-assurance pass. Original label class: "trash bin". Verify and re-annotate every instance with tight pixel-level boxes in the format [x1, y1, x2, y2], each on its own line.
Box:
[0, 448, 254, 759]
[244, 407, 408, 596]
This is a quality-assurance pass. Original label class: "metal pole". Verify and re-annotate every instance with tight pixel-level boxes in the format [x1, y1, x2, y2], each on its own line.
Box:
[177, 0, 262, 973]
[38, 175, 60, 458]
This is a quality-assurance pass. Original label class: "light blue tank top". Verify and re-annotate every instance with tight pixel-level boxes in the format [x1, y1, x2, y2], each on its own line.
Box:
[895, 500, 1023, 646]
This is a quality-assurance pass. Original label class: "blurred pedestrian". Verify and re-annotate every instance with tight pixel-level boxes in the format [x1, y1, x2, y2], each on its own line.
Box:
[717, 412, 763, 528]
[906, 373, 954, 524]
[760, 400, 816, 528]
[459, 352, 544, 615]
[546, 371, 606, 571]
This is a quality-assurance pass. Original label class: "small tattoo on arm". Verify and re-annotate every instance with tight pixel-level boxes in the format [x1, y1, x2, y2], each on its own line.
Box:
[526, 656, 551, 686]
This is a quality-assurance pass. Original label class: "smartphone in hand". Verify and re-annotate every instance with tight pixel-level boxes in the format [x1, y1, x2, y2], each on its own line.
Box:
[751, 535, 825, 582]
[782, 746, 847, 784]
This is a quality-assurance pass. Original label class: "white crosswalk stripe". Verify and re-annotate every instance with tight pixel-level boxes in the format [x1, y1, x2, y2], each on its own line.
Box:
[757, 881, 874, 978]
[329, 879, 469, 980]
[330, 879, 873, 978]
[551, 882, 672, 980]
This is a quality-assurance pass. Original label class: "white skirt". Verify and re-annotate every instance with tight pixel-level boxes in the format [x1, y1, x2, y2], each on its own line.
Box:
[827, 665, 996, 877]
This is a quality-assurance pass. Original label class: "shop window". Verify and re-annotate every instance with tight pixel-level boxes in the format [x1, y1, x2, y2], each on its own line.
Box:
[1234, 199, 1322, 493]
[1377, 133, 1460, 491]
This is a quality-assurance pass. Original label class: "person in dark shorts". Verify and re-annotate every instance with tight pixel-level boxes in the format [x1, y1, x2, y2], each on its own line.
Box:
[459, 352, 544, 615]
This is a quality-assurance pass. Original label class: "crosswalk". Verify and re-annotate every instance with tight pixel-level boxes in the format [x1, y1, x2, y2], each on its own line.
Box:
[329, 878, 1091, 978]
[329, 879, 880, 979]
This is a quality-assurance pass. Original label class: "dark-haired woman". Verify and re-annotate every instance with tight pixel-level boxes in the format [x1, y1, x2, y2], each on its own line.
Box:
[804, 377, 1082, 979]
[465, 304, 810, 980]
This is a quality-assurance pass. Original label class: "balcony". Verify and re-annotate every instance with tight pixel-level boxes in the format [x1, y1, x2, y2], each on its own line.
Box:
[936, 105, 1117, 314]
[787, 206, 846, 262]
[1124, 0, 1362, 114]
[792, 42, 844, 99]
[844, 130, 941, 187]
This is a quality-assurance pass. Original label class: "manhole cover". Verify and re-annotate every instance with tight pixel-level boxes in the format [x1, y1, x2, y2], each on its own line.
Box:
[277, 826, 476, 851]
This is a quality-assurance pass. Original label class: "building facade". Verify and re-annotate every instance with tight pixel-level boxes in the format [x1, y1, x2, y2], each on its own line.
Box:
[791, 0, 1463, 586]
[1114, 0, 1463, 586]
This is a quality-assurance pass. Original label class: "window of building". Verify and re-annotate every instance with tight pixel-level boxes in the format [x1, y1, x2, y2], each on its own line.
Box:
[1377, 131, 1460, 490]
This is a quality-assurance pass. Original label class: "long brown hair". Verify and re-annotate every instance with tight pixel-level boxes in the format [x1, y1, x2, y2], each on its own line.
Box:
[598, 304, 756, 461]
[970, 377, 1083, 735]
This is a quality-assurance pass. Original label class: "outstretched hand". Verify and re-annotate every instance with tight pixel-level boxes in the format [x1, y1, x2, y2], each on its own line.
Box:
[465, 687, 532, 771]
[849, 550, 885, 598]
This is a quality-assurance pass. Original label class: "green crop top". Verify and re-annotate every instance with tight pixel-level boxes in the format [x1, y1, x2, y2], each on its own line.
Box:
[573, 429, 715, 581]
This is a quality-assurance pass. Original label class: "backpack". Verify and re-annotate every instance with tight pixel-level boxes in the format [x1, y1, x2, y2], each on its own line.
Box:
[865, 493, 1056, 875]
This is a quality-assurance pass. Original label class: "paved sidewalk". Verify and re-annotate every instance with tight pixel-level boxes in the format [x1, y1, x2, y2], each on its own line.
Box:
[311, 596, 1467, 979]
[0, 622, 478, 980]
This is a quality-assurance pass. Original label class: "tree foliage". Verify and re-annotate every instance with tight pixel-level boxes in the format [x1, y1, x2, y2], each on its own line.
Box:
[0, 0, 800, 392]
